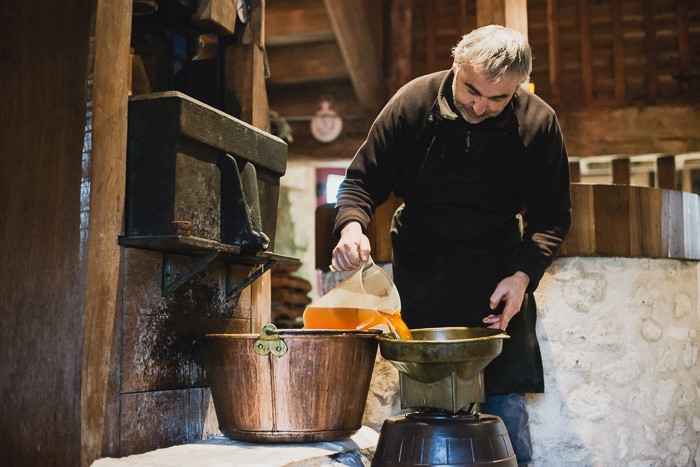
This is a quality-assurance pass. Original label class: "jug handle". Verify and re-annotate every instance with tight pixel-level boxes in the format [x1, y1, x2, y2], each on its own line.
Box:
[329, 255, 374, 273]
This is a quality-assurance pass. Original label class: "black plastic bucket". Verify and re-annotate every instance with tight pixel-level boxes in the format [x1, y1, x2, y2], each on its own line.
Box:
[372, 412, 517, 466]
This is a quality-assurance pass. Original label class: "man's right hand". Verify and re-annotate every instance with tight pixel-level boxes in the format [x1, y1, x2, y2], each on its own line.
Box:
[331, 221, 371, 271]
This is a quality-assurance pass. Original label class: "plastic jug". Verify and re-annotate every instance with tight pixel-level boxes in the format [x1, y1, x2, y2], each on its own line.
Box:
[303, 257, 412, 340]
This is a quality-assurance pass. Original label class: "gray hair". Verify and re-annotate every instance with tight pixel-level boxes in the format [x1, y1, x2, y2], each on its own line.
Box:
[452, 25, 532, 84]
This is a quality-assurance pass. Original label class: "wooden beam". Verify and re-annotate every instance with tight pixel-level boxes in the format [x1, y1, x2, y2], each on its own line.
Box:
[642, 0, 658, 99]
[675, 0, 691, 93]
[612, 157, 631, 185]
[504, 0, 529, 41]
[240, 0, 265, 47]
[266, 0, 332, 37]
[225, 44, 270, 132]
[364, 0, 384, 66]
[192, 0, 238, 35]
[425, 0, 437, 72]
[0, 0, 92, 465]
[323, 0, 385, 112]
[611, 0, 625, 102]
[249, 0, 272, 333]
[224, 13, 270, 128]
[578, 0, 593, 102]
[477, 0, 506, 27]
[267, 80, 365, 116]
[569, 159, 582, 183]
[546, 0, 560, 100]
[558, 105, 700, 158]
[225, 0, 272, 331]
[80, 0, 132, 464]
[387, 0, 413, 95]
[460, 0, 468, 34]
[266, 41, 349, 85]
[476, 0, 527, 39]
[266, 29, 335, 47]
[656, 155, 677, 190]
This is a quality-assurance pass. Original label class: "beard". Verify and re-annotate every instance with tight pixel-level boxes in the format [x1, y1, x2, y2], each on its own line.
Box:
[453, 100, 497, 124]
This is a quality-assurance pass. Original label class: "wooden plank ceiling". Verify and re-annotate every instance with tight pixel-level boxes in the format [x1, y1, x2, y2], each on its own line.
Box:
[265, 0, 382, 161]
[264, 0, 699, 162]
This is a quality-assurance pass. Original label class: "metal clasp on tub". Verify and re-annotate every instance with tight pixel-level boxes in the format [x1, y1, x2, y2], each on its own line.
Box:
[253, 324, 288, 357]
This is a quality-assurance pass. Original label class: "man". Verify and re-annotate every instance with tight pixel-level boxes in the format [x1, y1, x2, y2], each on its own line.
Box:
[330, 25, 572, 464]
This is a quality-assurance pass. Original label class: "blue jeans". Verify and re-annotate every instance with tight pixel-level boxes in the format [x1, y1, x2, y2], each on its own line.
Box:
[482, 393, 533, 464]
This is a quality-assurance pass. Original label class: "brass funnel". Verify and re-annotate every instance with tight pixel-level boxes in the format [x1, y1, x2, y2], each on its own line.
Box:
[378, 327, 509, 412]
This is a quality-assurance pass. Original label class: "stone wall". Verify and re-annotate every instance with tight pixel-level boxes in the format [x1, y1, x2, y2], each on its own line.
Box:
[360, 257, 700, 466]
[276, 164, 323, 300]
[530, 257, 699, 466]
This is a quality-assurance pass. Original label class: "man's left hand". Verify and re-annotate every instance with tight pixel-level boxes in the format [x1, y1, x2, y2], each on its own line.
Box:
[482, 271, 530, 331]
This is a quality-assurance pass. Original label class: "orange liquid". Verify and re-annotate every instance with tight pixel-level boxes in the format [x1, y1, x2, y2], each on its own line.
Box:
[303, 306, 413, 340]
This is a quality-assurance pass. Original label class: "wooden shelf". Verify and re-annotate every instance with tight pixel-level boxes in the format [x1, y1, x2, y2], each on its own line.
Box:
[118, 235, 299, 266]
[118, 235, 299, 297]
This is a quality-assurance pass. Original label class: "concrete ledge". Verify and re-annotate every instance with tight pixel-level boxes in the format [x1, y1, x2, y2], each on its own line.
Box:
[92, 426, 379, 466]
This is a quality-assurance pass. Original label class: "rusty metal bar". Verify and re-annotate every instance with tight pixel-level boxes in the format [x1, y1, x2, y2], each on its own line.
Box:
[161, 250, 220, 297]
[226, 259, 277, 300]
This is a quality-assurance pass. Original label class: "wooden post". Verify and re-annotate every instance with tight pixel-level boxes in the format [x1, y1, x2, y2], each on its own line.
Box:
[612, 157, 631, 185]
[323, 0, 385, 112]
[642, 0, 658, 99]
[545, 0, 560, 100]
[224, 44, 270, 132]
[476, 0, 528, 39]
[656, 155, 677, 190]
[387, 0, 413, 95]
[0, 1, 92, 465]
[578, 0, 593, 103]
[223, 0, 275, 332]
[676, 0, 691, 93]
[224, 0, 269, 131]
[611, 0, 626, 102]
[569, 158, 582, 183]
[80, 1, 132, 464]
[425, 0, 437, 72]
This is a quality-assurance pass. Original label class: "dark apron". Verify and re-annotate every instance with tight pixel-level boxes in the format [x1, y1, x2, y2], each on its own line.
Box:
[391, 207, 544, 395]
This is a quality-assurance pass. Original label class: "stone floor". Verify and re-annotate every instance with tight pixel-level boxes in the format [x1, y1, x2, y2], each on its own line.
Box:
[91, 426, 379, 467]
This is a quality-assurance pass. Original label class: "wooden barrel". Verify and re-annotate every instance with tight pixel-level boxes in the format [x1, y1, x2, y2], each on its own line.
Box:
[201, 328, 380, 442]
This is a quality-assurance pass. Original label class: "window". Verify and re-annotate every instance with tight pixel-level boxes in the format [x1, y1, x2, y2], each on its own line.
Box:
[325, 174, 344, 203]
[315, 167, 346, 206]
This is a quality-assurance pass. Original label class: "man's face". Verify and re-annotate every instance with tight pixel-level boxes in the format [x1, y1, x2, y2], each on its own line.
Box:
[451, 61, 519, 124]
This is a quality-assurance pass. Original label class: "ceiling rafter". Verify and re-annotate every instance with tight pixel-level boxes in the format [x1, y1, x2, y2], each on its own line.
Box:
[322, 0, 385, 113]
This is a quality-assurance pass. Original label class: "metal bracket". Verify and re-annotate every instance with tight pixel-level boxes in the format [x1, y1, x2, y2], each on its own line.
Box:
[253, 324, 288, 357]
[119, 235, 298, 298]
[161, 250, 220, 297]
[226, 259, 276, 301]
